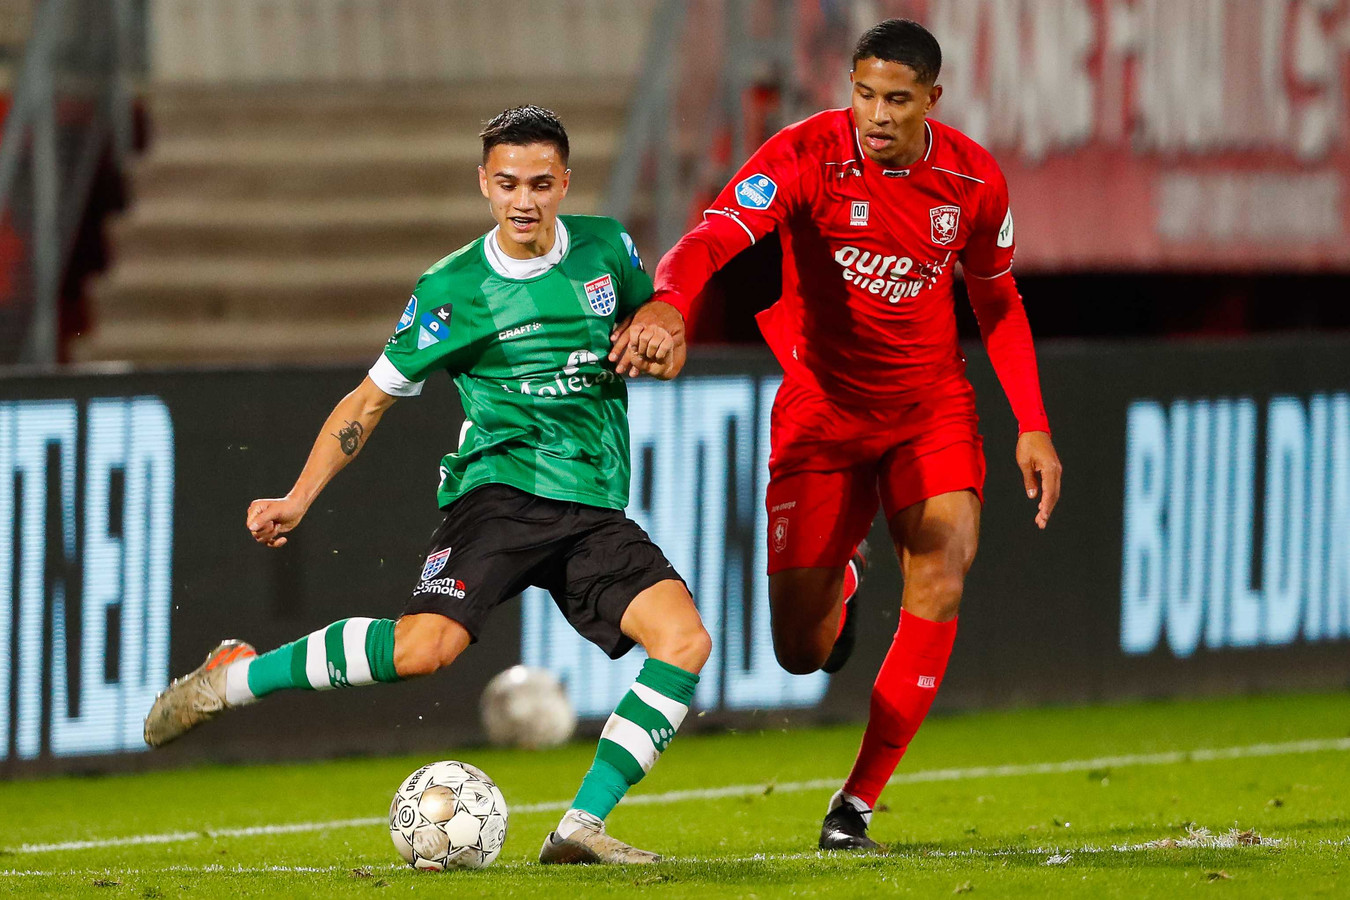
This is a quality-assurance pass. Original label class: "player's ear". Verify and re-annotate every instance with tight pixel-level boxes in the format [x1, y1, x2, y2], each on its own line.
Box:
[927, 83, 943, 111]
[478, 165, 490, 200]
[560, 168, 570, 198]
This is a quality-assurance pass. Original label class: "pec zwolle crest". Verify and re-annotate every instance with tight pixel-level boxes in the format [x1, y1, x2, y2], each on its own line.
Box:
[929, 205, 960, 245]
[584, 275, 617, 316]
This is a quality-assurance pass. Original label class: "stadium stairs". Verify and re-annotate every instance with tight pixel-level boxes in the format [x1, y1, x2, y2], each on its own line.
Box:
[74, 81, 633, 365]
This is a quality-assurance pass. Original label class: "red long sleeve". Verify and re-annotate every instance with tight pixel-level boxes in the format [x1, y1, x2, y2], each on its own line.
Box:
[965, 271, 1050, 434]
[652, 213, 754, 323]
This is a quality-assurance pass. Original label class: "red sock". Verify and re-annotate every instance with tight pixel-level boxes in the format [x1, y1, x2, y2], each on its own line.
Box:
[842, 609, 958, 808]
[834, 560, 859, 639]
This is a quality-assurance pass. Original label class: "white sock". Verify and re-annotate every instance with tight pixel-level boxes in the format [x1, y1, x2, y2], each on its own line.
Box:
[828, 789, 873, 825]
[557, 808, 604, 839]
[223, 660, 258, 707]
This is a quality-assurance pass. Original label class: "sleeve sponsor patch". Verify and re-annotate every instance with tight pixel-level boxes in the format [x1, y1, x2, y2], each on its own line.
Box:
[734, 174, 778, 210]
[997, 208, 1014, 248]
[417, 308, 451, 349]
[620, 231, 644, 270]
[394, 295, 417, 335]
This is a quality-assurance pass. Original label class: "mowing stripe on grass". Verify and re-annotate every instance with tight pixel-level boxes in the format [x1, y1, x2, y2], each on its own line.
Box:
[8, 736, 1349, 856]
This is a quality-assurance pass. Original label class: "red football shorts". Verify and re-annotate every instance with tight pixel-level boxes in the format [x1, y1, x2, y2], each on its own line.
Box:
[765, 375, 985, 574]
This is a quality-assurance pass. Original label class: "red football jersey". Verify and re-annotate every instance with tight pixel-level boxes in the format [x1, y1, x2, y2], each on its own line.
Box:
[656, 109, 1047, 432]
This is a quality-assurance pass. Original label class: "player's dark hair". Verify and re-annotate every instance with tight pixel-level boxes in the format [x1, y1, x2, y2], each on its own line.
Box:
[851, 18, 942, 85]
[480, 105, 570, 166]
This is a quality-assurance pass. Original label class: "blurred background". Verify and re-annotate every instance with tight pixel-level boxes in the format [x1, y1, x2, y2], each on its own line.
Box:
[2, 0, 1349, 776]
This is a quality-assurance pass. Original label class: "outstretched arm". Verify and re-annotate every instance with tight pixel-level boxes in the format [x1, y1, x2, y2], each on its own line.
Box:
[247, 376, 399, 548]
[609, 214, 754, 377]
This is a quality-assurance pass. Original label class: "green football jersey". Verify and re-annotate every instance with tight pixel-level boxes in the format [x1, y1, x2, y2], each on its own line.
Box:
[372, 215, 654, 511]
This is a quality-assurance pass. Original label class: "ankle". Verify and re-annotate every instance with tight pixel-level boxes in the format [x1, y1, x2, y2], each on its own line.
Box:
[558, 808, 604, 839]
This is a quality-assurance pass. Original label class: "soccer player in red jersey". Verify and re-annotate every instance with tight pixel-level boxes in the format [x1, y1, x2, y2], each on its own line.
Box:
[611, 19, 1063, 849]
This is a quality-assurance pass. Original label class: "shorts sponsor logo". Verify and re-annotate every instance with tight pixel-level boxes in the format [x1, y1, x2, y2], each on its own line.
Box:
[394, 295, 416, 336]
[735, 174, 777, 210]
[770, 501, 796, 512]
[850, 201, 869, 227]
[421, 547, 451, 580]
[772, 516, 789, 553]
[997, 208, 1014, 248]
[584, 275, 617, 316]
[419, 577, 467, 598]
[930, 205, 961, 245]
[498, 321, 542, 341]
[917, 675, 937, 688]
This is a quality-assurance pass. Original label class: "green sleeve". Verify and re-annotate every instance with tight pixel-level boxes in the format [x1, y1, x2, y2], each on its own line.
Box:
[381, 274, 478, 384]
[609, 222, 654, 317]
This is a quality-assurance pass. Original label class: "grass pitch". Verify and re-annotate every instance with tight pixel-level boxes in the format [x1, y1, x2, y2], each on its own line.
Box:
[2, 692, 1347, 898]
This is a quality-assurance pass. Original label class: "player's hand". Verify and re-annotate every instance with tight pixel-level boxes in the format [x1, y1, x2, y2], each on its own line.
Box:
[246, 495, 307, 548]
[609, 300, 687, 380]
[1016, 431, 1061, 529]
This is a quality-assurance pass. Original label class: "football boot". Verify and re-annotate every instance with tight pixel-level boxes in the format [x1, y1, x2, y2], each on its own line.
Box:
[143, 640, 255, 747]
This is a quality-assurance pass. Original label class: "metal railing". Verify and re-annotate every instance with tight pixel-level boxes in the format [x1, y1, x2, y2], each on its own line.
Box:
[604, 0, 802, 258]
[0, 0, 141, 365]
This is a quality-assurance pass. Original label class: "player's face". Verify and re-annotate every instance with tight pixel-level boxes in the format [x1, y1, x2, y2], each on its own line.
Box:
[479, 142, 570, 256]
[850, 57, 942, 166]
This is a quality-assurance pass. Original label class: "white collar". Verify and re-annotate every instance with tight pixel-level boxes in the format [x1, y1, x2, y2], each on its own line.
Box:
[484, 218, 569, 279]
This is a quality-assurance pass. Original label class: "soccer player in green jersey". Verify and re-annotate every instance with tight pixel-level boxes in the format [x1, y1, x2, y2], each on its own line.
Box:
[144, 106, 710, 866]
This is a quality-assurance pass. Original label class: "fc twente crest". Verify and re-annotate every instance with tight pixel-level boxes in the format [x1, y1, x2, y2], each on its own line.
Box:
[929, 205, 961, 245]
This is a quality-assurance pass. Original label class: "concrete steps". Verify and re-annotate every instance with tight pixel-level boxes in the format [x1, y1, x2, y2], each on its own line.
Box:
[77, 82, 633, 364]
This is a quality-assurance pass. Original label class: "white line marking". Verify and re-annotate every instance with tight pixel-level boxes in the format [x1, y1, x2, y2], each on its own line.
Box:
[6, 736, 1348, 856]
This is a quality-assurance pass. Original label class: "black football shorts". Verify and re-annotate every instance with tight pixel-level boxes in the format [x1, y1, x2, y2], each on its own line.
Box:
[403, 483, 684, 659]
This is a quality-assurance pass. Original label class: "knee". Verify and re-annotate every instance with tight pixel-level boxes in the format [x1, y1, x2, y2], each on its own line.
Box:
[648, 621, 712, 674]
[774, 642, 826, 676]
[393, 615, 467, 678]
[905, 572, 966, 622]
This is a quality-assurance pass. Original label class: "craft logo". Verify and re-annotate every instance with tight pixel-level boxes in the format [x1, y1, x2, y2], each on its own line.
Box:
[584, 275, 617, 316]
[735, 174, 777, 210]
[930, 205, 961, 245]
[850, 201, 870, 227]
[421, 547, 451, 580]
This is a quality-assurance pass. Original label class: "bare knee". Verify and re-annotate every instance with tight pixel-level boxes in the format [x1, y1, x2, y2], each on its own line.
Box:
[393, 614, 470, 677]
[774, 639, 828, 675]
[903, 572, 966, 622]
[646, 620, 712, 673]
[769, 570, 845, 675]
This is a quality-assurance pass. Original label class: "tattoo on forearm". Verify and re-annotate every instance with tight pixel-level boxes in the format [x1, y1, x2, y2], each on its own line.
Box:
[334, 420, 364, 456]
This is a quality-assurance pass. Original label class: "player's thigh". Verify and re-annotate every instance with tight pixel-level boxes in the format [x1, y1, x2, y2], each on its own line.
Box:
[545, 509, 692, 662]
[620, 579, 711, 672]
[887, 489, 982, 620]
[766, 464, 878, 575]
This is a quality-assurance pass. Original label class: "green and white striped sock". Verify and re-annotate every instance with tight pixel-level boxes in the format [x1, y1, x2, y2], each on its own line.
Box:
[223, 617, 400, 705]
[567, 658, 699, 824]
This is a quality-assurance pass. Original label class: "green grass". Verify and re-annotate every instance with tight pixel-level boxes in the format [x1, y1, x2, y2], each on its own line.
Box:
[2, 692, 1347, 897]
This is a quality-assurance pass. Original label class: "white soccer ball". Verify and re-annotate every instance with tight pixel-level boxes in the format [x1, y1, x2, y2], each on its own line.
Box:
[389, 760, 508, 870]
[480, 665, 576, 749]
